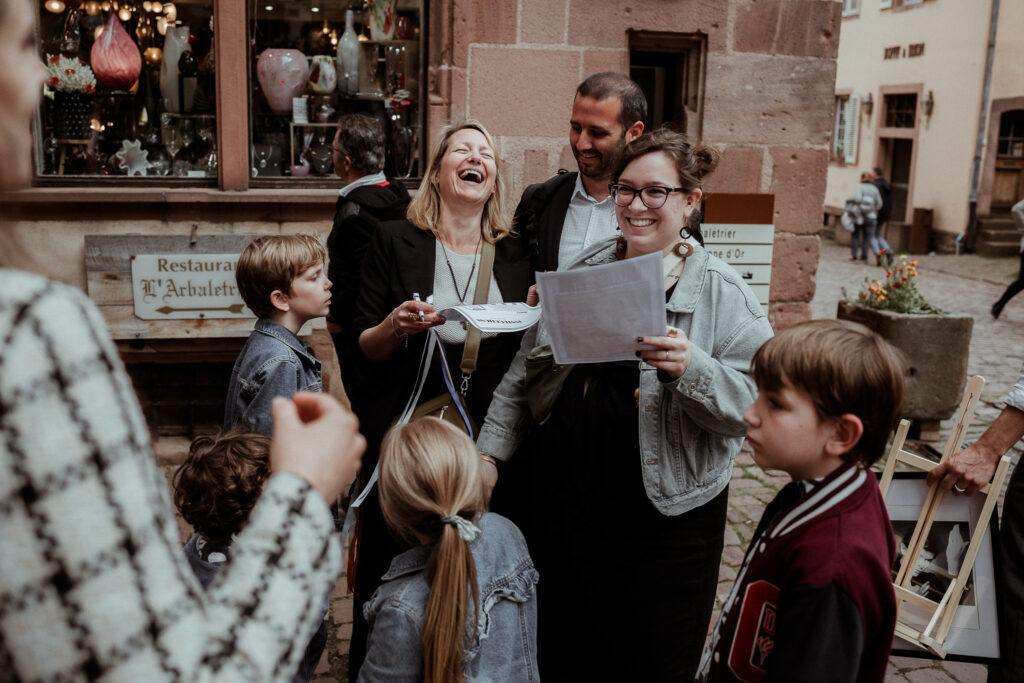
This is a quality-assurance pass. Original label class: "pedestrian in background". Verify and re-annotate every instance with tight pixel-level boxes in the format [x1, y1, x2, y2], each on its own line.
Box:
[853, 171, 887, 266]
[872, 166, 895, 260]
[990, 198, 1024, 319]
[326, 114, 411, 408]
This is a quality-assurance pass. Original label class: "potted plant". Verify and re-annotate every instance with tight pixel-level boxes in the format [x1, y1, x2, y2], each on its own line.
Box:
[838, 256, 973, 439]
[45, 54, 97, 140]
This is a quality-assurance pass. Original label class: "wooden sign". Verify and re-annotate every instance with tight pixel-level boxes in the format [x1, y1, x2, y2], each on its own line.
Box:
[702, 193, 775, 311]
[131, 253, 250, 320]
[85, 234, 317, 340]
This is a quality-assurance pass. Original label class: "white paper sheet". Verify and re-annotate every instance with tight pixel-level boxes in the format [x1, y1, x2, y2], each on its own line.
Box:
[535, 251, 667, 364]
[435, 302, 542, 333]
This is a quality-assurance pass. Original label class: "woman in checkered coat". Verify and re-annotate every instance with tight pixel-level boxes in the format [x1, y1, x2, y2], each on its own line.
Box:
[0, 1, 364, 679]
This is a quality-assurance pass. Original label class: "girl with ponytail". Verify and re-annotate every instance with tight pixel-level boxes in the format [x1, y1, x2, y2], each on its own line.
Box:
[358, 417, 539, 683]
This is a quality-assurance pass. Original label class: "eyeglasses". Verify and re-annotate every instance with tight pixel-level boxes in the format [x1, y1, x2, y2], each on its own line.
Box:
[608, 183, 687, 209]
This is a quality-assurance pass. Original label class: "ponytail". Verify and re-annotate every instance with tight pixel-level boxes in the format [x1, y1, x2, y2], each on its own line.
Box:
[422, 518, 479, 683]
[378, 418, 486, 683]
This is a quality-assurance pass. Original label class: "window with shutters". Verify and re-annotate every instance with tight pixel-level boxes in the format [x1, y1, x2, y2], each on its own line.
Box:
[832, 94, 861, 164]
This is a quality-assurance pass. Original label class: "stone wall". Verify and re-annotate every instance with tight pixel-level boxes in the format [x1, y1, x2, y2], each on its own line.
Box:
[427, 0, 842, 328]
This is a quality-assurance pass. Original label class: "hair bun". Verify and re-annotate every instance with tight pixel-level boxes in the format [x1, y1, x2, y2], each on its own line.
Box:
[692, 145, 720, 180]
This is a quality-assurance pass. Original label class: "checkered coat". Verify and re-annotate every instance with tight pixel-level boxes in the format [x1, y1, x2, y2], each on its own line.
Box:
[0, 270, 341, 682]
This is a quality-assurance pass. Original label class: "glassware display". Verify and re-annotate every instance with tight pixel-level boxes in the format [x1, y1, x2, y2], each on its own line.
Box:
[34, 0, 216, 179]
[251, 1, 424, 182]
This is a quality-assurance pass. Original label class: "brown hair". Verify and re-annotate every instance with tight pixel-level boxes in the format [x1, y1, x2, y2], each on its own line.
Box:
[172, 430, 271, 546]
[235, 234, 327, 318]
[860, 171, 873, 183]
[406, 120, 512, 243]
[379, 418, 485, 683]
[751, 319, 907, 467]
[612, 128, 719, 245]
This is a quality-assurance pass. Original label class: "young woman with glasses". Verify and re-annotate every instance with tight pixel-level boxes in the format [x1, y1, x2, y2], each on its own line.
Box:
[477, 128, 774, 680]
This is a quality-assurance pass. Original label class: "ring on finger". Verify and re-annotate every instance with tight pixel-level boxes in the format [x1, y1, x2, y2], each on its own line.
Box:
[953, 483, 967, 493]
[402, 312, 421, 322]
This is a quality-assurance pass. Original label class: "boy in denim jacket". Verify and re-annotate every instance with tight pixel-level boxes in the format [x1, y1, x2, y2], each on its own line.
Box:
[699, 320, 905, 683]
[224, 235, 332, 435]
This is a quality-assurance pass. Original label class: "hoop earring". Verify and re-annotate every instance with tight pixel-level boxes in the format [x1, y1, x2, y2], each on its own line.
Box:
[678, 226, 691, 240]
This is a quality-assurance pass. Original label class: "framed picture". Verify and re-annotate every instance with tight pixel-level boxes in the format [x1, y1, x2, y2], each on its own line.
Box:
[883, 471, 1001, 663]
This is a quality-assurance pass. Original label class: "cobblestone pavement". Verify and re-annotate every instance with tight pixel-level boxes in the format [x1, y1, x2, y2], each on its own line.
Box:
[307, 238, 1024, 682]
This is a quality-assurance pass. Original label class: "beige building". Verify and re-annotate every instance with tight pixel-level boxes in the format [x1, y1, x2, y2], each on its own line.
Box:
[825, 0, 1024, 254]
[4, 0, 842, 437]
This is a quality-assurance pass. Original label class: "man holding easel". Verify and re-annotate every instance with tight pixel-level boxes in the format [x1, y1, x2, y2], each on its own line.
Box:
[929, 362, 1024, 681]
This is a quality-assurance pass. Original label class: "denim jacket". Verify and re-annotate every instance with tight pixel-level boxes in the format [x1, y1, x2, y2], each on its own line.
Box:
[477, 238, 774, 516]
[358, 513, 540, 683]
[223, 318, 322, 435]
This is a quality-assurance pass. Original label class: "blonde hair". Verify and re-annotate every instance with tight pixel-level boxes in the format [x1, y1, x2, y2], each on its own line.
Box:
[406, 120, 513, 243]
[235, 234, 327, 318]
[379, 418, 485, 683]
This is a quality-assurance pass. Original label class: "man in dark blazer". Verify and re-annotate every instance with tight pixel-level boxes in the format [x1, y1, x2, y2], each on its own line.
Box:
[514, 72, 646, 273]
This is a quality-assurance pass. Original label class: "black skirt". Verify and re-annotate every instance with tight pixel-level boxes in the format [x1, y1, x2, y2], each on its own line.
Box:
[524, 360, 728, 682]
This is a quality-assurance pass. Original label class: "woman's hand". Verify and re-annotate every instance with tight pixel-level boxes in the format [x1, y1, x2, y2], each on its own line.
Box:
[390, 299, 447, 336]
[270, 392, 365, 505]
[635, 326, 690, 379]
[526, 284, 540, 307]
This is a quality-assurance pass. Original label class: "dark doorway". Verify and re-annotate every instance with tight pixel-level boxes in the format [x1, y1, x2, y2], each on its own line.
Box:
[880, 138, 914, 223]
[994, 109, 1024, 206]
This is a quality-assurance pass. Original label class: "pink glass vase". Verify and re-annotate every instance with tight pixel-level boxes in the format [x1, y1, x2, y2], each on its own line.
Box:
[90, 13, 141, 90]
[256, 49, 310, 114]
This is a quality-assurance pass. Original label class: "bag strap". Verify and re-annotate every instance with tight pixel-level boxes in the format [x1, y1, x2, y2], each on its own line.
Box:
[459, 239, 495, 377]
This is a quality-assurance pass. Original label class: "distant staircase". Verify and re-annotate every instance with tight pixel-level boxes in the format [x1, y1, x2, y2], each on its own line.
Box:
[975, 207, 1022, 257]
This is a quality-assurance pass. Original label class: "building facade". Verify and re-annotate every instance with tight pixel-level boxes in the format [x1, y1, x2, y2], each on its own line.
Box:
[2, 0, 842, 436]
[825, 0, 1024, 253]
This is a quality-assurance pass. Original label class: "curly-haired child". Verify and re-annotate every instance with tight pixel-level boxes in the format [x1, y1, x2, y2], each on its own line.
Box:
[174, 430, 328, 682]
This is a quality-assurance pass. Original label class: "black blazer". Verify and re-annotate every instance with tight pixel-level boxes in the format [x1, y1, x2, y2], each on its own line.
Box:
[512, 171, 578, 274]
[352, 219, 532, 459]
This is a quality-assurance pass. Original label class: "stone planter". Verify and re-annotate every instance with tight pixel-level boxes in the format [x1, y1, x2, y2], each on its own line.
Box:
[836, 301, 973, 424]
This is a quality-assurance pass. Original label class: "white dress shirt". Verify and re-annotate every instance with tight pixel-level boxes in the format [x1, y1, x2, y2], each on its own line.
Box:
[557, 173, 619, 271]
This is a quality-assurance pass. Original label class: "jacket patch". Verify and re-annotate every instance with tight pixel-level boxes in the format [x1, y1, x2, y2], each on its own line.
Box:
[728, 580, 780, 682]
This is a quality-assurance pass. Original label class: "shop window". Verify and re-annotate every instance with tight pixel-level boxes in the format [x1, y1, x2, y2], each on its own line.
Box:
[249, 1, 424, 185]
[997, 110, 1024, 158]
[34, 1, 217, 182]
[884, 93, 918, 128]
[832, 94, 860, 164]
[627, 31, 706, 141]
[842, 0, 860, 17]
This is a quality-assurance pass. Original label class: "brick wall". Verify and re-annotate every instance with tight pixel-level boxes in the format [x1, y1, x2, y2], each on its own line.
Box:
[426, 0, 842, 328]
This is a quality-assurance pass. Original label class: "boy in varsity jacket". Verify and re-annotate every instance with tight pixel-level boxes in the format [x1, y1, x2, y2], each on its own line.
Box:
[698, 320, 906, 683]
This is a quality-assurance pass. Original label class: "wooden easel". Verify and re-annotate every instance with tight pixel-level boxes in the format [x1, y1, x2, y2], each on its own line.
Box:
[879, 375, 1012, 657]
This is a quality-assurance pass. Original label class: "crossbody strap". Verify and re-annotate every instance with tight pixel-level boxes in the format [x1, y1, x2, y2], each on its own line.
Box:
[459, 239, 495, 377]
